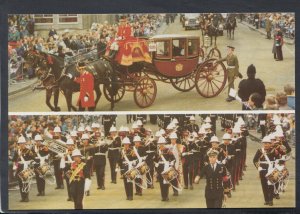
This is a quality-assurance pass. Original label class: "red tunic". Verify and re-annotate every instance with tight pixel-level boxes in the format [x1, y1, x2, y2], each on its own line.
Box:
[117, 24, 132, 40]
[74, 71, 95, 108]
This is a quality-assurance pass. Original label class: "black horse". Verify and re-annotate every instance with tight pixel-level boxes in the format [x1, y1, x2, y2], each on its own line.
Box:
[207, 14, 223, 46]
[226, 14, 237, 40]
[23, 51, 116, 111]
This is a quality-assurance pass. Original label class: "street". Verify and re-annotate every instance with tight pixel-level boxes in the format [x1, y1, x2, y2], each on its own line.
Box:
[8, 115, 295, 210]
[8, 17, 295, 112]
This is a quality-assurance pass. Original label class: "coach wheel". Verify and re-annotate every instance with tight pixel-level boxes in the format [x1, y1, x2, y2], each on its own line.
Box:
[134, 76, 157, 108]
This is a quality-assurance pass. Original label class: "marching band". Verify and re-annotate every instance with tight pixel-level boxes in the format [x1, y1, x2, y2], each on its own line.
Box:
[10, 114, 293, 208]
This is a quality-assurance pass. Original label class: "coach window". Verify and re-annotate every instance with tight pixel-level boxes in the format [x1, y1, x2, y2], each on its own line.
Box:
[172, 39, 185, 57]
[187, 39, 198, 57]
[156, 40, 171, 59]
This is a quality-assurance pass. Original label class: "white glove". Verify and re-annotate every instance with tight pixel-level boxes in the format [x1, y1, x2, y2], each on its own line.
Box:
[222, 159, 226, 165]
[258, 167, 263, 172]
[155, 163, 159, 168]
[118, 36, 122, 40]
[182, 152, 187, 157]
[227, 155, 231, 160]
[67, 73, 73, 79]
[84, 96, 89, 102]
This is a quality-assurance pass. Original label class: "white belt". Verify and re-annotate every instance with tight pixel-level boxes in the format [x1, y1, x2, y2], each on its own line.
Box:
[109, 147, 120, 150]
[95, 152, 106, 156]
[227, 66, 236, 69]
[146, 151, 155, 153]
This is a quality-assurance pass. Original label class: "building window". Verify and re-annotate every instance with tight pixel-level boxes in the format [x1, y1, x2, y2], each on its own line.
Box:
[34, 14, 53, 24]
[58, 14, 78, 23]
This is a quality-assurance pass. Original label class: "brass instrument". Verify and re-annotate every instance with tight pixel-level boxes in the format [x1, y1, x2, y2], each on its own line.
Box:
[43, 136, 67, 155]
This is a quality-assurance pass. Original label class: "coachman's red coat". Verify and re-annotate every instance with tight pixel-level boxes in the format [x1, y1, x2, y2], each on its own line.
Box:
[74, 71, 95, 108]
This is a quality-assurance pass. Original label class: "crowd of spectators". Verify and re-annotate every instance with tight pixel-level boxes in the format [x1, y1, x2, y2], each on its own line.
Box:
[8, 14, 165, 82]
[243, 13, 295, 40]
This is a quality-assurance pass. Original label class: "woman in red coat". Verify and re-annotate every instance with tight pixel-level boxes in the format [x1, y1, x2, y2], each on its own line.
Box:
[74, 62, 95, 111]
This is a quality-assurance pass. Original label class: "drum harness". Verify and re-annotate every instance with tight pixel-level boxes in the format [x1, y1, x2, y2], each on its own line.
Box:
[18, 151, 34, 193]
[159, 150, 183, 192]
[261, 148, 290, 194]
[132, 147, 149, 189]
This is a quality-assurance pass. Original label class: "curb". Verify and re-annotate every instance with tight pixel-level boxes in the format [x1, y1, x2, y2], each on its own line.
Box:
[239, 21, 294, 45]
[8, 79, 38, 96]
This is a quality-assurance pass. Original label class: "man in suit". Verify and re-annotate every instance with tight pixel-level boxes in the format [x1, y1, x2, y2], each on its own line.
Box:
[200, 149, 227, 208]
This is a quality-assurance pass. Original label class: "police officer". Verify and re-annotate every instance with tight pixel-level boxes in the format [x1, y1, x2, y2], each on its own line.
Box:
[200, 149, 227, 208]
[238, 64, 266, 110]
[216, 45, 243, 102]
[13, 136, 36, 202]
[253, 136, 276, 206]
[93, 134, 108, 190]
[107, 126, 121, 184]
[69, 149, 90, 209]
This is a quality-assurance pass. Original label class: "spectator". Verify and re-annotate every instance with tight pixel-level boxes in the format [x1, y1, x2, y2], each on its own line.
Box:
[276, 92, 293, 110]
[247, 93, 264, 110]
[238, 64, 266, 110]
[263, 95, 278, 110]
[48, 26, 57, 38]
[284, 84, 295, 110]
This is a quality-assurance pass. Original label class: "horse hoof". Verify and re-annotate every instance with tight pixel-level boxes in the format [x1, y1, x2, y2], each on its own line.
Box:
[54, 107, 61, 111]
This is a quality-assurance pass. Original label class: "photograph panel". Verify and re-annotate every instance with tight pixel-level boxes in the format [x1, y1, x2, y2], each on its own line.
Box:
[8, 113, 295, 209]
[8, 13, 295, 112]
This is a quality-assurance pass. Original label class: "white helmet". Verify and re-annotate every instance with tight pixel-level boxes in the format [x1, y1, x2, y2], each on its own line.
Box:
[54, 126, 61, 133]
[155, 131, 162, 137]
[124, 126, 130, 132]
[77, 126, 84, 132]
[81, 133, 89, 140]
[262, 136, 271, 143]
[66, 138, 75, 145]
[198, 127, 206, 134]
[210, 136, 219, 143]
[268, 133, 276, 140]
[119, 126, 125, 132]
[222, 133, 232, 140]
[72, 149, 82, 157]
[131, 123, 138, 129]
[70, 131, 77, 137]
[85, 126, 92, 132]
[172, 118, 179, 124]
[157, 136, 167, 144]
[275, 131, 284, 138]
[169, 132, 178, 139]
[34, 134, 43, 141]
[109, 126, 117, 132]
[133, 135, 142, 142]
[166, 123, 174, 130]
[91, 122, 100, 128]
[189, 116, 196, 121]
[136, 120, 143, 126]
[205, 116, 211, 123]
[17, 136, 26, 144]
[159, 129, 166, 135]
[122, 137, 131, 145]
